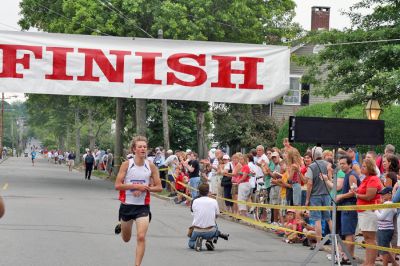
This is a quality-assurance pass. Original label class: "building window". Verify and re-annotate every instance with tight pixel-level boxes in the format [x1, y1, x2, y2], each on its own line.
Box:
[283, 77, 301, 105]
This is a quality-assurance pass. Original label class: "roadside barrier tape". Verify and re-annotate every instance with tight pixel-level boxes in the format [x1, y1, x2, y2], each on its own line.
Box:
[337, 203, 400, 211]
[342, 240, 400, 254]
[176, 181, 400, 211]
[163, 178, 193, 201]
[223, 211, 400, 254]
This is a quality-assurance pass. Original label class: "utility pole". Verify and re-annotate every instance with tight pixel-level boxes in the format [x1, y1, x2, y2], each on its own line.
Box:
[159, 29, 170, 150]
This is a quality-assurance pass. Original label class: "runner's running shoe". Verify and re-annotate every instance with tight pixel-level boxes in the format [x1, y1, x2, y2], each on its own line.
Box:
[114, 223, 121, 235]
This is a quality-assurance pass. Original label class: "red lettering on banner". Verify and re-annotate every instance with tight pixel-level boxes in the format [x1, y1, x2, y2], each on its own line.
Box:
[135, 52, 162, 85]
[45, 47, 74, 80]
[211, 56, 264, 89]
[0, 45, 43, 78]
[167, 53, 207, 87]
[77, 49, 131, 82]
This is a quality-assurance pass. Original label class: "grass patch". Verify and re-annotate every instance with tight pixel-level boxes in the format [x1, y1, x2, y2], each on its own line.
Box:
[92, 170, 111, 179]
[157, 190, 171, 197]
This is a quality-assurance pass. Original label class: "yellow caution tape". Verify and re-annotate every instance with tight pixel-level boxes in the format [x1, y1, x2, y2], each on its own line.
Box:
[342, 240, 400, 254]
[223, 211, 400, 254]
[176, 180, 400, 211]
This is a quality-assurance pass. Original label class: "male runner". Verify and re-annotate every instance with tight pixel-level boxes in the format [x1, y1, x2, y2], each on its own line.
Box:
[115, 136, 162, 266]
[31, 150, 37, 166]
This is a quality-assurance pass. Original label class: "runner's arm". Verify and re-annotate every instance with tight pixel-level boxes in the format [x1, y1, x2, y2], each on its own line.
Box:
[149, 162, 163, 193]
[0, 195, 4, 218]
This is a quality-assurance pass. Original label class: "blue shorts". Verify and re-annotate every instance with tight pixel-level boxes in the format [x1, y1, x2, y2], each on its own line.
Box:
[377, 229, 394, 255]
[310, 195, 331, 221]
[168, 175, 175, 182]
[341, 210, 358, 236]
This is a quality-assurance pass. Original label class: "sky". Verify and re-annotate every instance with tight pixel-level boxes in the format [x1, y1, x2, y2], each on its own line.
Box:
[0, 0, 371, 102]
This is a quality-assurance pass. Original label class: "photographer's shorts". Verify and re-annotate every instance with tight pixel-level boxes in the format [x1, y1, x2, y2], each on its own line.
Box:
[119, 204, 151, 222]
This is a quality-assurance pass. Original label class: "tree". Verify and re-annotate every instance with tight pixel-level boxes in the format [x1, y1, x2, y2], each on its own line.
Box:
[213, 104, 278, 153]
[296, 0, 400, 110]
[26, 94, 71, 150]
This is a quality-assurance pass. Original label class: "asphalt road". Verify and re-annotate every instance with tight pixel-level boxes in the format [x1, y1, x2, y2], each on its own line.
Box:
[0, 157, 330, 266]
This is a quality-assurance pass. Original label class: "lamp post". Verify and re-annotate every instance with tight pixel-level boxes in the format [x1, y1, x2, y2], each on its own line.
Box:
[365, 99, 382, 120]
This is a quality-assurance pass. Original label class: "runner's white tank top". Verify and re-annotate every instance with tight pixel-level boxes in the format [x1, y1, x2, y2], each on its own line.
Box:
[119, 157, 151, 205]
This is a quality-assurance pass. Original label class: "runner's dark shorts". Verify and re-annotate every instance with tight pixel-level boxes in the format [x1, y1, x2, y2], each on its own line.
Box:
[119, 204, 151, 222]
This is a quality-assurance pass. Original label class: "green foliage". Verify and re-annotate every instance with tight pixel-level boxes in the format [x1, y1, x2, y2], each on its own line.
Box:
[296, 0, 400, 109]
[276, 103, 400, 154]
[147, 100, 197, 150]
[2, 101, 27, 150]
[213, 104, 278, 152]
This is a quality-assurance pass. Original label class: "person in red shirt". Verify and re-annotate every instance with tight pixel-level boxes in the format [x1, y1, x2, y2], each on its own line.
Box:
[354, 158, 383, 266]
[237, 154, 251, 216]
[174, 167, 188, 204]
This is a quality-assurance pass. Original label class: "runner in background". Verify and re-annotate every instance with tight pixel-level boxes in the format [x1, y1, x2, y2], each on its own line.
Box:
[31, 150, 37, 167]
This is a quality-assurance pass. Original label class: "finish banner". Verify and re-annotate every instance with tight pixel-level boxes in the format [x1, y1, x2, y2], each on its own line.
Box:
[0, 31, 290, 104]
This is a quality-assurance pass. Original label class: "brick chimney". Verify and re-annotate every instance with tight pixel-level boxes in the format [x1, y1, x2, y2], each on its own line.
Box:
[311, 6, 330, 31]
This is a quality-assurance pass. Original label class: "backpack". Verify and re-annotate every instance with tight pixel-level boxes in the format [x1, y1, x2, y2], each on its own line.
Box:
[86, 155, 94, 164]
[221, 163, 233, 187]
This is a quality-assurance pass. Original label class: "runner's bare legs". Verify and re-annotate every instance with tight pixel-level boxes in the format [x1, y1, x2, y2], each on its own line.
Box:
[121, 220, 133, 242]
[135, 216, 150, 266]
[120, 217, 149, 266]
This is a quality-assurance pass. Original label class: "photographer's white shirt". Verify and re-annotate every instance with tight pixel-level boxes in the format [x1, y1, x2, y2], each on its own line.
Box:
[191, 196, 219, 228]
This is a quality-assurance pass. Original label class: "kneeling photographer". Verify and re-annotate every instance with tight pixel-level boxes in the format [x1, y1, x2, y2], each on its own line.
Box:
[188, 183, 229, 251]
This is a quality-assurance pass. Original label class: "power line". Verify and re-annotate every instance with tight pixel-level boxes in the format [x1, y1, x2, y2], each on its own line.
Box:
[96, 0, 154, 38]
[32, 3, 111, 36]
[323, 38, 400, 46]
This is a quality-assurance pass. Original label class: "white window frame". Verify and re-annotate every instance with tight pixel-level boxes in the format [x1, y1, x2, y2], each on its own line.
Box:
[283, 75, 302, 106]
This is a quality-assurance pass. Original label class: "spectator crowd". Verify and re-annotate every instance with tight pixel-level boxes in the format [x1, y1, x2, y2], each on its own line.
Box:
[152, 141, 400, 266]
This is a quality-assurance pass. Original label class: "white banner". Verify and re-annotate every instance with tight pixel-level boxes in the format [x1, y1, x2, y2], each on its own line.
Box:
[0, 31, 290, 104]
